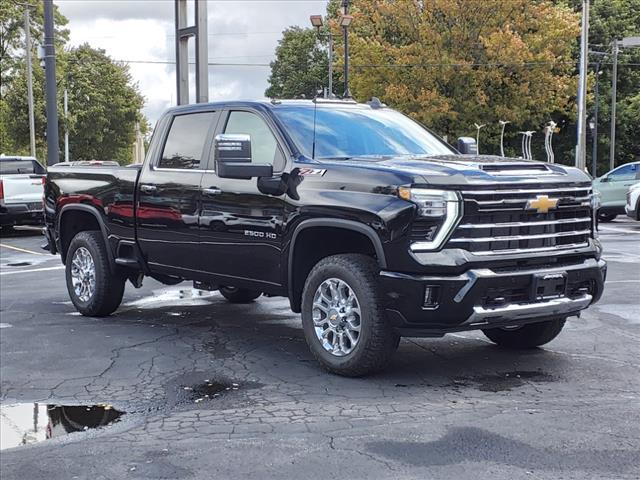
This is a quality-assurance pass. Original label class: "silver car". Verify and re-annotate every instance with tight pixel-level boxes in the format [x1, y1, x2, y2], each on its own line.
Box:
[592, 161, 640, 222]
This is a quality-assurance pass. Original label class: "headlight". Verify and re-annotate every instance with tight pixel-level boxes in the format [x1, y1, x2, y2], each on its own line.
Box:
[398, 187, 461, 251]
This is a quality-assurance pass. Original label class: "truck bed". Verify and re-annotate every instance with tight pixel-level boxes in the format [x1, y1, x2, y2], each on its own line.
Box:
[45, 163, 142, 245]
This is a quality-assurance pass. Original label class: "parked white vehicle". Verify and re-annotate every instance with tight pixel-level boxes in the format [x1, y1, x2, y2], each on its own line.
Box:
[0, 156, 46, 230]
[626, 182, 640, 221]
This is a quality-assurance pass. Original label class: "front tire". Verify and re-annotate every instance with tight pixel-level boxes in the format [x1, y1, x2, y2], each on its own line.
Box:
[482, 318, 566, 349]
[65, 231, 125, 317]
[219, 286, 261, 303]
[301, 254, 399, 377]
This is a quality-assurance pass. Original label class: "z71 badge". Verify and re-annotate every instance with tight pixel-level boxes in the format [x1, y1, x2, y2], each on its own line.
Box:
[298, 168, 327, 176]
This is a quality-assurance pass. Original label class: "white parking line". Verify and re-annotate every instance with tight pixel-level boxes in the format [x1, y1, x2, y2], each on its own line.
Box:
[0, 266, 64, 276]
[599, 226, 640, 234]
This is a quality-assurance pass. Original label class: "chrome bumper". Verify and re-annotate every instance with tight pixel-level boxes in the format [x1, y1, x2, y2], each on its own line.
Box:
[465, 294, 593, 327]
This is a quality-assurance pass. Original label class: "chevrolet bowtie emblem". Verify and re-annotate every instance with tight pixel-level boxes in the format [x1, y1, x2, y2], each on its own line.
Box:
[526, 195, 559, 214]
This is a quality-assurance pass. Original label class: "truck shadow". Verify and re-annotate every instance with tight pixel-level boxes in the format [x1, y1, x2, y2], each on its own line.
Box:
[113, 289, 569, 395]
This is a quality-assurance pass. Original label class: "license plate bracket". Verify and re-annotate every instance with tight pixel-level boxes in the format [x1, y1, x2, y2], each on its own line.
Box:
[531, 272, 567, 301]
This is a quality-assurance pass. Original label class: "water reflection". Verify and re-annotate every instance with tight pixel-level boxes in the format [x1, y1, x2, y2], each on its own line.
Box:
[0, 403, 124, 450]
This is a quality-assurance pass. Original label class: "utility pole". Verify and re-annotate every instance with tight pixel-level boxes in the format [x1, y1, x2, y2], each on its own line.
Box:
[24, 6, 36, 158]
[591, 62, 600, 177]
[43, 0, 59, 166]
[64, 89, 69, 162]
[574, 0, 589, 172]
[341, 0, 351, 98]
[174, 0, 208, 105]
[609, 41, 618, 171]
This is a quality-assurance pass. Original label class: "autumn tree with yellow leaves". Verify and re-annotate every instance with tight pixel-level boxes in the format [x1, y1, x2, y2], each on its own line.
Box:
[329, 0, 580, 156]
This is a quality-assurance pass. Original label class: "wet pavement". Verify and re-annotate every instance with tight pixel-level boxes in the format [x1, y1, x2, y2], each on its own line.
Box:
[0, 221, 639, 479]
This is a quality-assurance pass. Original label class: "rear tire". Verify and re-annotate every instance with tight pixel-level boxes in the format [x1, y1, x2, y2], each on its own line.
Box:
[219, 286, 261, 303]
[597, 210, 617, 222]
[65, 231, 125, 317]
[482, 318, 566, 349]
[301, 254, 399, 377]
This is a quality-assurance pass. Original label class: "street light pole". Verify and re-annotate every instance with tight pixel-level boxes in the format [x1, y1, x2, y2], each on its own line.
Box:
[43, 0, 59, 166]
[574, 0, 589, 172]
[23, 6, 36, 158]
[310, 15, 334, 97]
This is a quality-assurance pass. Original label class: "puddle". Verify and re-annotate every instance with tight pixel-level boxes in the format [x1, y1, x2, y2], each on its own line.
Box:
[6, 262, 32, 267]
[124, 287, 217, 310]
[0, 403, 125, 450]
[180, 380, 239, 404]
[461, 370, 554, 392]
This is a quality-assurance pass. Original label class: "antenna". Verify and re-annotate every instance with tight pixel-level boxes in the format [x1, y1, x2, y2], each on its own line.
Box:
[311, 99, 318, 159]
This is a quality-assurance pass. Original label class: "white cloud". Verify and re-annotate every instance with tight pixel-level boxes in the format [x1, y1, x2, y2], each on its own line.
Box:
[56, 0, 328, 124]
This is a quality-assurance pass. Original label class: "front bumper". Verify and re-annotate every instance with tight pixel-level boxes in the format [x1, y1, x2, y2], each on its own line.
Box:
[380, 258, 606, 337]
[0, 202, 44, 226]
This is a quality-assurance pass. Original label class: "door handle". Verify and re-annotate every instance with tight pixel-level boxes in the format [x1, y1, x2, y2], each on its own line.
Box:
[140, 184, 157, 194]
[203, 187, 223, 196]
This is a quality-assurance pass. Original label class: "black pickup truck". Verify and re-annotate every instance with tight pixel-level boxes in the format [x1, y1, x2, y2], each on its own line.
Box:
[44, 99, 606, 376]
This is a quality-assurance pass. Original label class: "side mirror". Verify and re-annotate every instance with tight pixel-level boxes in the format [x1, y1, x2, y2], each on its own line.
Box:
[214, 134, 273, 179]
[599, 175, 609, 183]
[457, 137, 478, 155]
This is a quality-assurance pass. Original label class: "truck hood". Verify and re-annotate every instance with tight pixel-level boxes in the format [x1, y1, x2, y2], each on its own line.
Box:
[321, 154, 592, 187]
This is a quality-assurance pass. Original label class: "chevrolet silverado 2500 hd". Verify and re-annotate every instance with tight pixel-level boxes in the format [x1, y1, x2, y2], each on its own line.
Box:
[44, 99, 606, 376]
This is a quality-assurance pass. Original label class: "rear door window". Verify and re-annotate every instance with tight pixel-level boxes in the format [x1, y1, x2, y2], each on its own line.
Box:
[0, 159, 45, 174]
[158, 112, 215, 170]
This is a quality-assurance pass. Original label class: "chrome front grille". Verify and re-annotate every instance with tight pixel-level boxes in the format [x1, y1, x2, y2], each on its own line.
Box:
[447, 185, 593, 255]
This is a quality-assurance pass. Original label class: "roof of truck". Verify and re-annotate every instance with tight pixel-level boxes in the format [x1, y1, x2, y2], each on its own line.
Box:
[165, 98, 384, 116]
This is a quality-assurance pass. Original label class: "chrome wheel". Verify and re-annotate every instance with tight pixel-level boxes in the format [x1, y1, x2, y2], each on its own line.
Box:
[312, 278, 361, 357]
[71, 247, 96, 302]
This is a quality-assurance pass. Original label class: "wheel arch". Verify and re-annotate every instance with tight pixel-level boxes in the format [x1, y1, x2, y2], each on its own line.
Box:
[58, 204, 114, 268]
[287, 219, 387, 313]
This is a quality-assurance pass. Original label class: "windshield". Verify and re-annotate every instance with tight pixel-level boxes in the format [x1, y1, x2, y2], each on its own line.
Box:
[273, 105, 455, 159]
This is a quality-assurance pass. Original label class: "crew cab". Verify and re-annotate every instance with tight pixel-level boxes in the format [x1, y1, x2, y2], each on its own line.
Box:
[1, 156, 46, 230]
[44, 99, 607, 376]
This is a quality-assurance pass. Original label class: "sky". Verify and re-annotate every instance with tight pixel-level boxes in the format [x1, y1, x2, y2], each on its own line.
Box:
[56, 0, 329, 125]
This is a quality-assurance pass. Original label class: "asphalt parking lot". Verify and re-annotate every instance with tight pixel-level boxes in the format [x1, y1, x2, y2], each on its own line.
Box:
[1, 220, 639, 480]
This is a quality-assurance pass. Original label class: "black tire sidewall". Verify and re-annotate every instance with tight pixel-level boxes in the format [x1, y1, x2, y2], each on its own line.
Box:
[301, 256, 388, 372]
[65, 231, 123, 316]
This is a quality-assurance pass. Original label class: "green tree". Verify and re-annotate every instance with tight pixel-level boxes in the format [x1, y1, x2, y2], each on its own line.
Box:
[1, 1, 68, 154]
[62, 45, 145, 163]
[586, 0, 640, 171]
[266, 26, 337, 99]
[5, 45, 145, 164]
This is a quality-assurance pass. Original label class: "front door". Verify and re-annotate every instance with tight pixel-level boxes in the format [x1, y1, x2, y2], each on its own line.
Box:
[137, 110, 218, 274]
[198, 109, 287, 289]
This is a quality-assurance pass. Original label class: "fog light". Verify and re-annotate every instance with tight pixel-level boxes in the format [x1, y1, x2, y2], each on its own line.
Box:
[423, 285, 441, 309]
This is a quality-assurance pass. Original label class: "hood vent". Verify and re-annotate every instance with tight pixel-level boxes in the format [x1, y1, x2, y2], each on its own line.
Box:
[480, 163, 552, 175]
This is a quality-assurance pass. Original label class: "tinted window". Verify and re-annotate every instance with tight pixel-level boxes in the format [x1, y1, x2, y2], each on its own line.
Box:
[159, 112, 214, 169]
[0, 159, 45, 174]
[273, 105, 455, 159]
[224, 111, 280, 165]
[608, 163, 638, 181]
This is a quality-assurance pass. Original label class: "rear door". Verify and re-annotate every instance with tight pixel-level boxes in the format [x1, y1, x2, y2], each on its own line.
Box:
[136, 110, 219, 274]
[198, 108, 288, 289]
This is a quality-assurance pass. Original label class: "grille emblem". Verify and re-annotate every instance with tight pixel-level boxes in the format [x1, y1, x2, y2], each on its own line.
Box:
[526, 195, 559, 213]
